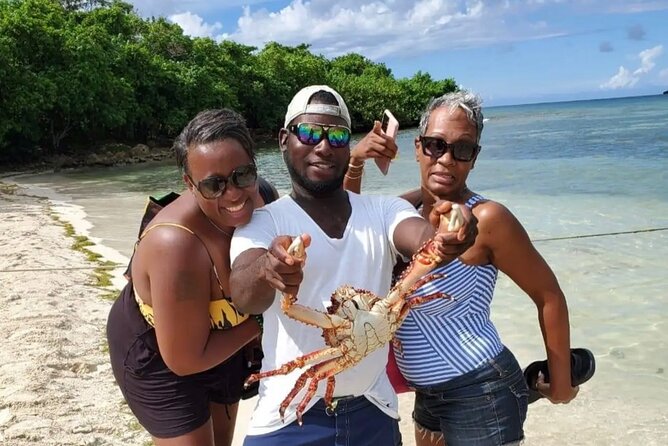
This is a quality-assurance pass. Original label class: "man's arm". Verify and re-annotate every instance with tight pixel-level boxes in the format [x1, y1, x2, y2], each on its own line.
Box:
[230, 248, 276, 314]
[343, 121, 398, 193]
[230, 235, 308, 314]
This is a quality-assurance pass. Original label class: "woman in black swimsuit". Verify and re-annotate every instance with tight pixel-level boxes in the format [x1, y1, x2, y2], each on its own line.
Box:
[107, 109, 278, 446]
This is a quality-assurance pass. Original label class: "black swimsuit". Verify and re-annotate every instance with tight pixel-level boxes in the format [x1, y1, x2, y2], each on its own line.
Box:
[106, 178, 276, 438]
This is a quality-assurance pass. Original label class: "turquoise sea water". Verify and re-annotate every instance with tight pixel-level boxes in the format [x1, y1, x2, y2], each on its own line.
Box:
[13, 94, 668, 444]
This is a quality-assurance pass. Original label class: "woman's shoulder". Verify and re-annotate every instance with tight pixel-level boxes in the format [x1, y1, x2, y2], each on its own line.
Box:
[471, 198, 521, 229]
[138, 198, 209, 251]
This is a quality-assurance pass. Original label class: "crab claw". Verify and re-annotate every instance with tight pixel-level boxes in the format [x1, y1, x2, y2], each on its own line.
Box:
[287, 234, 310, 260]
[440, 203, 464, 232]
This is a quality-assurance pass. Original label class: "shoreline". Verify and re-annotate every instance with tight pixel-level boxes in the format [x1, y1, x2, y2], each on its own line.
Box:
[0, 181, 150, 445]
[0, 127, 280, 176]
[7, 176, 131, 290]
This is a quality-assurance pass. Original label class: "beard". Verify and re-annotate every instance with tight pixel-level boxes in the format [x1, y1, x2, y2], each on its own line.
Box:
[284, 152, 345, 196]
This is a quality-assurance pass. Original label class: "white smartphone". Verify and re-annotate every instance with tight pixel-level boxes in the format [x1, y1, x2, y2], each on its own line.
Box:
[376, 109, 399, 175]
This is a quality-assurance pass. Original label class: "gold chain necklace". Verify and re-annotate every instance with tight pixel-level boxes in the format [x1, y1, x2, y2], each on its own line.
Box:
[205, 214, 233, 238]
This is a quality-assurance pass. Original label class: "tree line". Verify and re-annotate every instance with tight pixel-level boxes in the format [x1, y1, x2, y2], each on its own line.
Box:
[0, 0, 457, 163]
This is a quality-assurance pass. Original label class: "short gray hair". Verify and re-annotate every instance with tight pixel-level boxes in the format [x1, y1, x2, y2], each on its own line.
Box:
[418, 90, 484, 142]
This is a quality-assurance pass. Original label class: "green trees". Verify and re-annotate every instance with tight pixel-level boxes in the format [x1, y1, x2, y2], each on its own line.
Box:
[0, 0, 457, 163]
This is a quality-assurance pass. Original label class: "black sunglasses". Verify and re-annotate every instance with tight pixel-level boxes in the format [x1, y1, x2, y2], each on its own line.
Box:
[189, 164, 257, 199]
[419, 136, 480, 162]
[288, 122, 351, 148]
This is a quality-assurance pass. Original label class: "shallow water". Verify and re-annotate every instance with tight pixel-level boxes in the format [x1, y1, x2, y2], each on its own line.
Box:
[12, 94, 668, 444]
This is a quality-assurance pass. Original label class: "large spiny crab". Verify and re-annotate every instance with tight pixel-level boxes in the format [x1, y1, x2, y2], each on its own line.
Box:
[245, 205, 465, 424]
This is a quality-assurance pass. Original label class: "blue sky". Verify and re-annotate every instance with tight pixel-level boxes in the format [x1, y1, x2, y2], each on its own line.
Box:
[130, 0, 668, 106]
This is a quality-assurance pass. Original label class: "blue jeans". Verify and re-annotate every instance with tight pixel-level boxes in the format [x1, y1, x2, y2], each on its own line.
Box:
[412, 347, 528, 446]
[243, 396, 401, 446]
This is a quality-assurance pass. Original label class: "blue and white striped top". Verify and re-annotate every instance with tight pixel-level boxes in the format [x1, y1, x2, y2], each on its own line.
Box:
[394, 194, 503, 386]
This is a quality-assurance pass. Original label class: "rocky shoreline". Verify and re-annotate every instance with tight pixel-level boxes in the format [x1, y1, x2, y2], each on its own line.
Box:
[0, 130, 278, 175]
[0, 143, 174, 174]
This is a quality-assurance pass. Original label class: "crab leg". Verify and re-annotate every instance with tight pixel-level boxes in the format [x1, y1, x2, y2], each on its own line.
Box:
[398, 292, 451, 322]
[293, 358, 345, 425]
[388, 205, 464, 302]
[324, 376, 336, 408]
[278, 357, 340, 423]
[245, 346, 343, 387]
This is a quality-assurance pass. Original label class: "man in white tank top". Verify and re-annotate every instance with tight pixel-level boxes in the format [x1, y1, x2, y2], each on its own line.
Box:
[230, 85, 477, 445]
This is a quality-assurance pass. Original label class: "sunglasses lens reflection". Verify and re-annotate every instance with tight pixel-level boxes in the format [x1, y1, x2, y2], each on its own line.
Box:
[232, 165, 258, 188]
[197, 164, 257, 199]
[296, 123, 324, 145]
[421, 137, 477, 161]
[294, 123, 350, 148]
[198, 178, 221, 198]
[327, 127, 350, 148]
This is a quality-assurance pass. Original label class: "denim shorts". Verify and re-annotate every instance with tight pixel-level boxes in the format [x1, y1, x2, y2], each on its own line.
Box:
[243, 396, 401, 446]
[412, 347, 528, 446]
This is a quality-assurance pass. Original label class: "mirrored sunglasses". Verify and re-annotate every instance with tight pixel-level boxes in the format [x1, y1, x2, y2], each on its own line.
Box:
[189, 164, 257, 199]
[288, 122, 351, 148]
[419, 136, 480, 162]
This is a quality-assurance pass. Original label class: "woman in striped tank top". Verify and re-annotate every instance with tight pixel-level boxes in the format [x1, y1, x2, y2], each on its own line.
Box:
[347, 91, 579, 446]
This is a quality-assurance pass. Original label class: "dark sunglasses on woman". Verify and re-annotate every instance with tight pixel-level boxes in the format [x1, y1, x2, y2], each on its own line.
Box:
[288, 122, 351, 148]
[189, 164, 257, 199]
[419, 136, 480, 162]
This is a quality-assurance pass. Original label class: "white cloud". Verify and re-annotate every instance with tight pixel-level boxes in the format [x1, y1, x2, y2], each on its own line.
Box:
[126, 0, 668, 63]
[603, 0, 668, 13]
[600, 66, 639, 89]
[601, 45, 664, 89]
[226, 0, 572, 59]
[633, 45, 663, 75]
[169, 12, 223, 38]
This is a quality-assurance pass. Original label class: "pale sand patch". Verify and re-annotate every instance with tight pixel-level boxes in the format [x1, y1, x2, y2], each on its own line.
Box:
[0, 185, 150, 446]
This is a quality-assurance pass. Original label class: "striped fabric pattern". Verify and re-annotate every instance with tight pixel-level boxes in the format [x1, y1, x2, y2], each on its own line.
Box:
[395, 195, 504, 385]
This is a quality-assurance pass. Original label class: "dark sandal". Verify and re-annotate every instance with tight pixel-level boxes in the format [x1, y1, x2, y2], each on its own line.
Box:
[524, 348, 596, 404]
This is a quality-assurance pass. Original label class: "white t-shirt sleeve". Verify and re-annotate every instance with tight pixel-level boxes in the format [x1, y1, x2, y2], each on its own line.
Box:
[230, 207, 277, 265]
[383, 196, 423, 257]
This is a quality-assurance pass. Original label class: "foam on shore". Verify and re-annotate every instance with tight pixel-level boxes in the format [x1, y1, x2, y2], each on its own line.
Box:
[8, 175, 130, 291]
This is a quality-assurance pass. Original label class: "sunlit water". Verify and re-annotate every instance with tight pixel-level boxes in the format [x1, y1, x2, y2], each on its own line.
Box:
[12, 95, 668, 444]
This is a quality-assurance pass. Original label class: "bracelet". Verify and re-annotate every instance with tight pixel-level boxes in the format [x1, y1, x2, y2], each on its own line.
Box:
[252, 314, 263, 332]
[348, 162, 365, 171]
[345, 171, 364, 180]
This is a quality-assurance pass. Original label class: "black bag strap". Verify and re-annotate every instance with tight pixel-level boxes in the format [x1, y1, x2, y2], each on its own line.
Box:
[124, 192, 180, 279]
[258, 176, 279, 204]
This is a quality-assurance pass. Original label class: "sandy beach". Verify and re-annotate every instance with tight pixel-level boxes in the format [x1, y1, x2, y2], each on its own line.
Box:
[0, 184, 150, 446]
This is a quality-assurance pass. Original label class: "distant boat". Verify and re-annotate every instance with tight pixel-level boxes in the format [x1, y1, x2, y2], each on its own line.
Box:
[664, 90, 668, 95]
